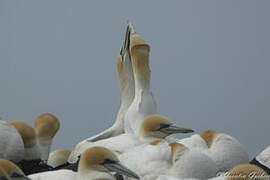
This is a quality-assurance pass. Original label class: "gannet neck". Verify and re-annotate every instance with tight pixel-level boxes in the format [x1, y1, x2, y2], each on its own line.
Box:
[24, 141, 41, 160]
[38, 140, 52, 161]
[84, 25, 135, 142]
[8, 120, 41, 160]
[35, 113, 60, 161]
[130, 33, 151, 93]
[8, 120, 36, 148]
[112, 54, 135, 130]
[0, 122, 24, 163]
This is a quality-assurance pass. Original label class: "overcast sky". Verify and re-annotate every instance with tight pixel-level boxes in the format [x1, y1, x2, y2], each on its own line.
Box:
[0, 0, 269, 157]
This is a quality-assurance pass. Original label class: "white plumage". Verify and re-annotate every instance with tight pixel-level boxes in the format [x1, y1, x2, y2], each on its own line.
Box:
[0, 121, 24, 163]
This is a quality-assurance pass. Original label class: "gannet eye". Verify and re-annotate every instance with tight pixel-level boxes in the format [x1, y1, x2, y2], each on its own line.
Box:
[157, 123, 171, 131]
[101, 158, 118, 165]
[10, 172, 24, 178]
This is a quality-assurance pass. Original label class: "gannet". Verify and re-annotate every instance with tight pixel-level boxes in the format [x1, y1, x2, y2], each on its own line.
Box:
[124, 22, 157, 136]
[0, 120, 24, 163]
[178, 130, 249, 172]
[167, 143, 218, 180]
[199, 130, 249, 172]
[68, 115, 194, 166]
[117, 116, 194, 180]
[47, 149, 71, 168]
[0, 158, 31, 180]
[8, 120, 52, 175]
[250, 146, 270, 175]
[29, 146, 140, 180]
[34, 113, 60, 161]
[85, 23, 135, 142]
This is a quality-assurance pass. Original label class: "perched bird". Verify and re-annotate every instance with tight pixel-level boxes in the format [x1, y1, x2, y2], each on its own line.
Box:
[85, 22, 135, 142]
[250, 146, 270, 175]
[167, 143, 218, 180]
[8, 120, 52, 175]
[47, 149, 71, 168]
[34, 113, 60, 161]
[118, 116, 194, 180]
[68, 115, 194, 169]
[0, 158, 31, 180]
[178, 130, 249, 172]
[29, 146, 140, 180]
[124, 22, 157, 136]
[0, 120, 24, 163]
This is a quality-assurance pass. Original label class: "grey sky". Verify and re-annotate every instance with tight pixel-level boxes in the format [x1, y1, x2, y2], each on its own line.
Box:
[0, 0, 269, 157]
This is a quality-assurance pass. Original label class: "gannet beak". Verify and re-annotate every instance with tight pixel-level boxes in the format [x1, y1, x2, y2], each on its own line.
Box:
[127, 20, 135, 35]
[119, 23, 131, 63]
[10, 172, 32, 180]
[159, 124, 194, 135]
[103, 160, 140, 180]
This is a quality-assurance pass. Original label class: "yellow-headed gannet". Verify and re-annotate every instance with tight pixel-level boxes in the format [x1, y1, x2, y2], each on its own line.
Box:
[47, 149, 71, 168]
[85, 22, 135, 142]
[250, 146, 270, 175]
[178, 130, 249, 172]
[8, 121, 41, 161]
[0, 120, 24, 163]
[68, 115, 193, 166]
[167, 143, 218, 180]
[199, 130, 249, 172]
[34, 113, 60, 161]
[8, 120, 52, 175]
[124, 22, 157, 136]
[118, 116, 194, 180]
[29, 146, 140, 180]
[0, 158, 31, 180]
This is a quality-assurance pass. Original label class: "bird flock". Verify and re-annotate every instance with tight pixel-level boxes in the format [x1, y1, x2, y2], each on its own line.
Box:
[0, 22, 269, 180]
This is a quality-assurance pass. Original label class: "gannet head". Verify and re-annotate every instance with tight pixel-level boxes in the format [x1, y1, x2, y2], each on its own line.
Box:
[117, 22, 135, 100]
[0, 158, 31, 180]
[200, 129, 249, 172]
[8, 120, 41, 160]
[168, 142, 218, 179]
[169, 142, 189, 164]
[47, 149, 71, 168]
[129, 22, 151, 90]
[8, 120, 37, 148]
[200, 129, 220, 148]
[78, 146, 140, 180]
[140, 115, 194, 141]
[226, 164, 268, 180]
[34, 113, 60, 161]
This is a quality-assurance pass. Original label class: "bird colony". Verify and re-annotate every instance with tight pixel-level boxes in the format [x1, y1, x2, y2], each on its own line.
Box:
[0, 22, 269, 180]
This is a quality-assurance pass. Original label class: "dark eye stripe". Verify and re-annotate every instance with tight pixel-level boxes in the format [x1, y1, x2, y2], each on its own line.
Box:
[10, 172, 24, 178]
[157, 123, 171, 131]
[101, 158, 118, 165]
